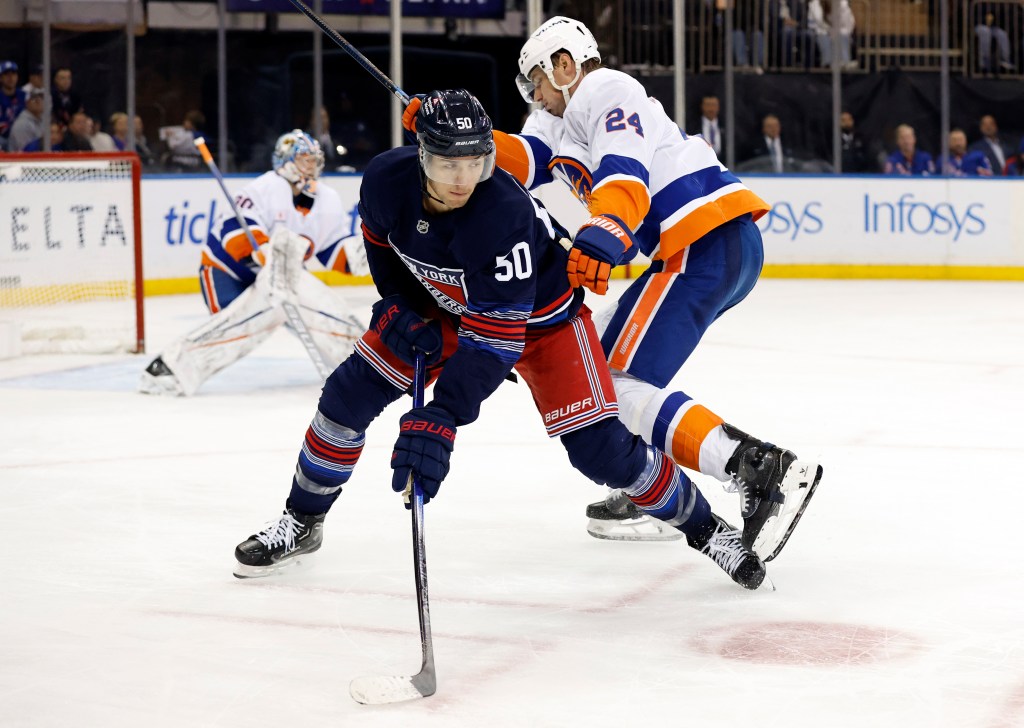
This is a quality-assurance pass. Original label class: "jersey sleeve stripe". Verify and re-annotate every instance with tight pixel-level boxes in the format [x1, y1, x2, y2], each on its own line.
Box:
[591, 153, 651, 188]
[361, 222, 388, 247]
[587, 178, 652, 231]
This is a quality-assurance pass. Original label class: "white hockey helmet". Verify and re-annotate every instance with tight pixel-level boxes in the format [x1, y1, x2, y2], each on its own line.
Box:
[272, 129, 325, 183]
[516, 16, 601, 105]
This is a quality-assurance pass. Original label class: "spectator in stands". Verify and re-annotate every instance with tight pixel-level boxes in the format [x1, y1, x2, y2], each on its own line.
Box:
[808, 0, 856, 68]
[969, 114, 1013, 175]
[884, 124, 935, 175]
[310, 105, 342, 170]
[716, 0, 766, 71]
[51, 67, 82, 126]
[110, 112, 130, 151]
[770, 0, 812, 68]
[941, 128, 993, 176]
[8, 87, 45, 152]
[21, 64, 44, 97]
[162, 109, 205, 172]
[1, 60, 26, 152]
[694, 94, 724, 157]
[22, 121, 65, 152]
[1004, 139, 1024, 175]
[747, 113, 793, 172]
[133, 115, 157, 167]
[839, 110, 870, 172]
[973, 3, 1016, 74]
[88, 115, 117, 152]
[62, 109, 94, 152]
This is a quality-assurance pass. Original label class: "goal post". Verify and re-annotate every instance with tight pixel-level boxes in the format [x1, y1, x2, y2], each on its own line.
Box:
[0, 152, 144, 357]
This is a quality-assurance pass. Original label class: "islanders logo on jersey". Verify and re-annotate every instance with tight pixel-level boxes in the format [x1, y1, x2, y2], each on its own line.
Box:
[394, 249, 467, 315]
[549, 156, 593, 205]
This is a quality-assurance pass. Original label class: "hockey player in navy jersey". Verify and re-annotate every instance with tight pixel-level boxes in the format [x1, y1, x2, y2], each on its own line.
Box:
[234, 89, 767, 590]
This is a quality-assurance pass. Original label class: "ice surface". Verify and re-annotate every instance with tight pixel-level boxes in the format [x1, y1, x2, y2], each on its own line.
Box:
[2, 279, 1023, 728]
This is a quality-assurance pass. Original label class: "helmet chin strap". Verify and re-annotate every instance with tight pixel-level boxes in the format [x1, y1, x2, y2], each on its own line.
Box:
[419, 166, 448, 210]
[549, 65, 581, 108]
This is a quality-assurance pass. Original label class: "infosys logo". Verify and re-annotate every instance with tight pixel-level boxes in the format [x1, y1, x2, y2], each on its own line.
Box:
[863, 193, 984, 241]
[757, 201, 823, 241]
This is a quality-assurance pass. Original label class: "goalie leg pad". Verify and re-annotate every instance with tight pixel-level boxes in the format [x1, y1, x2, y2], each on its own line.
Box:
[292, 272, 367, 370]
[139, 284, 286, 396]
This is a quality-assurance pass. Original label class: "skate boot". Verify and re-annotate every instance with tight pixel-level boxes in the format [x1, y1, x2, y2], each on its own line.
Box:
[234, 505, 326, 578]
[138, 356, 185, 396]
[723, 423, 823, 563]
[687, 513, 766, 590]
[586, 488, 683, 542]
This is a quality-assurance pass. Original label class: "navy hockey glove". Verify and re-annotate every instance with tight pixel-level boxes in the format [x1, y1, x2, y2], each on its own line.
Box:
[391, 406, 457, 505]
[567, 214, 640, 295]
[371, 295, 443, 367]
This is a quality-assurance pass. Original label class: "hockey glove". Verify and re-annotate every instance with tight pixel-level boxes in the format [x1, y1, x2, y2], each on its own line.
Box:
[391, 406, 457, 506]
[401, 94, 427, 144]
[566, 214, 640, 295]
[370, 295, 443, 367]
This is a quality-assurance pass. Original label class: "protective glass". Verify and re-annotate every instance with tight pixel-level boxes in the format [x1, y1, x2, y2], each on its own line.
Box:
[420, 149, 495, 185]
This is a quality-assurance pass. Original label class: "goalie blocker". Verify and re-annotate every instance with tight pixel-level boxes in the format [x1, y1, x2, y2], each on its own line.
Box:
[140, 229, 364, 396]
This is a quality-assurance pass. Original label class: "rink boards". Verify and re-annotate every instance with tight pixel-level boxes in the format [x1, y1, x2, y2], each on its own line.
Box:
[137, 173, 1024, 294]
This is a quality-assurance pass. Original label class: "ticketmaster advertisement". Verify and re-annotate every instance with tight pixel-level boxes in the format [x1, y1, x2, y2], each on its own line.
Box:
[139, 174, 1024, 288]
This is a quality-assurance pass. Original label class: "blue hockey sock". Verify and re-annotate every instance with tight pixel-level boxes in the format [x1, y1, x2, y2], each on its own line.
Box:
[288, 411, 365, 515]
[622, 449, 712, 538]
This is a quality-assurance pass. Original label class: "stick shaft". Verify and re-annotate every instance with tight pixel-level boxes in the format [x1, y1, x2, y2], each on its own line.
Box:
[410, 354, 435, 682]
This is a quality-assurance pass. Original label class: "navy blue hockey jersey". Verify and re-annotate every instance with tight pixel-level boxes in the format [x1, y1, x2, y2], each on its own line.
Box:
[359, 145, 584, 425]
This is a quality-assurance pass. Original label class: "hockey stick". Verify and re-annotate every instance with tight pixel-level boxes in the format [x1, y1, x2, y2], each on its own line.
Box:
[283, 0, 410, 105]
[193, 136, 333, 380]
[350, 353, 437, 704]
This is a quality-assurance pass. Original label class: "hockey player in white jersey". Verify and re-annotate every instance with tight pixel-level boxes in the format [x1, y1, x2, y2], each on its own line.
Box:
[404, 17, 822, 561]
[140, 130, 367, 396]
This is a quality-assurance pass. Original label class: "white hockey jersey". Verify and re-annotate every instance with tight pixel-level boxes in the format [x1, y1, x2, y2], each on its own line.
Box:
[201, 170, 355, 283]
[494, 68, 769, 261]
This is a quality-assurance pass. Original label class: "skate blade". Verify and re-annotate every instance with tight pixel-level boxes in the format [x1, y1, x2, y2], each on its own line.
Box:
[586, 517, 684, 542]
[753, 461, 823, 562]
[232, 555, 310, 579]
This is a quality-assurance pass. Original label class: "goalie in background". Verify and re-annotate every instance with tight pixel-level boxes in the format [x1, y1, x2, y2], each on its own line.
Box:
[139, 130, 368, 396]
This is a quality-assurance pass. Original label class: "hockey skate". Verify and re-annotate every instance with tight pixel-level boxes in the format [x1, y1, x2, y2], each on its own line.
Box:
[233, 505, 326, 578]
[138, 356, 186, 396]
[723, 424, 823, 563]
[586, 488, 684, 542]
[687, 513, 766, 590]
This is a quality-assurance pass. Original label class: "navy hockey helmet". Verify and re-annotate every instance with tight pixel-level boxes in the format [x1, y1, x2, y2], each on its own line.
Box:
[416, 89, 496, 185]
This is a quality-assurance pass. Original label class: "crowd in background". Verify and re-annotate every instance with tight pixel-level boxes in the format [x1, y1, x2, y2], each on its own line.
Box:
[3, 56, 1023, 177]
[694, 92, 1024, 175]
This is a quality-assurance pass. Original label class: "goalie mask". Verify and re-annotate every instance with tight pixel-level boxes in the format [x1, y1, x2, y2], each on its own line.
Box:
[516, 16, 601, 106]
[416, 89, 496, 186]
[272, 130, 325, 184]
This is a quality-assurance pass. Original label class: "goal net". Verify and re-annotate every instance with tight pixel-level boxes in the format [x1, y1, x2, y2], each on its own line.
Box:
[0, 152, 144, 357]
